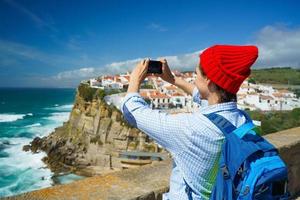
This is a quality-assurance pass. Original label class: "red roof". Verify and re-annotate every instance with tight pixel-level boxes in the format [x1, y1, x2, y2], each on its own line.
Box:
[149, 91, 170, 99]
[165, 85, 177, 90]
[273, 93, 283, 98]
[171, 92, 184, 97]
[260, 95, 274, 100]
[278, 89, 291, 93]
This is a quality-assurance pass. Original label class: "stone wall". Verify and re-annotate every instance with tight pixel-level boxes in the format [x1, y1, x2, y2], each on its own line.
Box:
[3, 160, 172, 200]
[264, 127, 300, 198]
[4, 127, 300, 200]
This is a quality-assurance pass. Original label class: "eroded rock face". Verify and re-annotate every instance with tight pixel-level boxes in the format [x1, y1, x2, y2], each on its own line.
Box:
[25, 88, 162, 176]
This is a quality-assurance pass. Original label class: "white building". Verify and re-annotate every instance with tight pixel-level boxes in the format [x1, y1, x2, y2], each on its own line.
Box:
[170, 92, 186, 108]
[89, 78, 103, 89]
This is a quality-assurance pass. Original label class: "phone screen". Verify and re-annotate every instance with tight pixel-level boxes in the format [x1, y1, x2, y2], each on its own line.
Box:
[147, 60, 162, 74]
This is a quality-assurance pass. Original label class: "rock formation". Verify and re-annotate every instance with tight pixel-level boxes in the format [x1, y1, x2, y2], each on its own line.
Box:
[24, 84, 163, 177]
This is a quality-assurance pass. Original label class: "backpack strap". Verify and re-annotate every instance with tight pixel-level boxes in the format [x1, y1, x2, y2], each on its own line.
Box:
[204, 112, 236, 136]
[205, 110, 260, 199]
[204, 109, 255, 138]
[204, 112, 237, 200]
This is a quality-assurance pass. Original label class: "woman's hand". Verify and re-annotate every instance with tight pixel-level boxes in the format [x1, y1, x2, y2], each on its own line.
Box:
[158, 59, 175, 84]
[127, 59, 150, 93]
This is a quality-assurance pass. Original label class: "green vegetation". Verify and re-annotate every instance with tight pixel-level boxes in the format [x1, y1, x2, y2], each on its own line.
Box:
[105, 88, 126, 95]
[250, 67, 300, 85]
[90, 135, 103, 145]
[78, 84, 104, 101]
[246, 108, 300, 135]
[292, 89, 300, 98]
[78, 83, 126, 101]
[78, 83, 125, 102]
[141, 84, 154, 89]
[246, 67, 300, 135]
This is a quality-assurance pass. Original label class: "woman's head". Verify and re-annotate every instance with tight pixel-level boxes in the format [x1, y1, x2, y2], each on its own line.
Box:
[196, 45, 258, 103]
[194, 64, 237, 103]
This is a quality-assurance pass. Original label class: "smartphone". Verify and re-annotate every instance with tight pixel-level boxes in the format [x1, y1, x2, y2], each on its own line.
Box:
[147, 60, 162, 74]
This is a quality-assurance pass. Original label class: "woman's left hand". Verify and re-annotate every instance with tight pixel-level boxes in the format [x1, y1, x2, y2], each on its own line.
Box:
[127, 59, 150, 93]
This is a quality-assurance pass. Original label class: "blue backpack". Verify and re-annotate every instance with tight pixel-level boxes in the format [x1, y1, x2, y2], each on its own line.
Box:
[204, 110, 289, 200]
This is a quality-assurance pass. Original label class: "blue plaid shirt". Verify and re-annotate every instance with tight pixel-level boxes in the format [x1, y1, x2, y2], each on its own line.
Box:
[121, 87, 246, 200]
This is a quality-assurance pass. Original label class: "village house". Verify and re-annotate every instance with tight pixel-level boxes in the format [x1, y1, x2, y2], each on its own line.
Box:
[89, 71, 300, 112]
[139, 90, 171, 109]
[89, 78, 103, 89]
[170, 92, 186, 108]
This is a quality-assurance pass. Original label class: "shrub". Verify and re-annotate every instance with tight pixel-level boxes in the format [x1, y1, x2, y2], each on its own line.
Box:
[247, 108, 300, 135]
[78, 83, 105, 101]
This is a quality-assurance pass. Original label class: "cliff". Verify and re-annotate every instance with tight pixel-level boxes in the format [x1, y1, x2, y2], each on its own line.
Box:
[23, 84, 164, 177]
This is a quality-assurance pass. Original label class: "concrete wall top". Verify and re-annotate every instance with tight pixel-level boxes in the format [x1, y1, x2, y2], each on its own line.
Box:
[3, 127, 300, 200]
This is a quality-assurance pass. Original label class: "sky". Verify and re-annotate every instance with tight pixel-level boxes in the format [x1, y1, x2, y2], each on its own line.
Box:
[0, 0, 300, 88]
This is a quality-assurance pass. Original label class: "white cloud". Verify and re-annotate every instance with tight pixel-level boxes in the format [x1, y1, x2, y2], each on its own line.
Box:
[3, 0, 58, 33]
[54, 67, 95, 80]
[51, 25, 300, 87]
[0, 40, 52, 63]
[146, 23, 168, 32]
[254, 25, 300, 68]
[3, 24, 299, 87]
[0, 40, 96, 68]
[162, 51, 202, 71]
[50, 50, 203, 87]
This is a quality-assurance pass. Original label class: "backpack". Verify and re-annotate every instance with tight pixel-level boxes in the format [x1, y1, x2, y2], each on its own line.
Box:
[204, 109, 290, 200]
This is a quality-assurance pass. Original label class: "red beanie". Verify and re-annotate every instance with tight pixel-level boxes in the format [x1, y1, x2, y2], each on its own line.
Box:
[200, 45, 258, 94]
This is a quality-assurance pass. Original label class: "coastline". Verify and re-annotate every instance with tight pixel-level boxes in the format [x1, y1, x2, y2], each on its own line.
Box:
[22, 85, 165, 185]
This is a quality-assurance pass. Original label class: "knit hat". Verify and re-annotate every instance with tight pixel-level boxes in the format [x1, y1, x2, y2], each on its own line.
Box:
[200, 45, 258, 94]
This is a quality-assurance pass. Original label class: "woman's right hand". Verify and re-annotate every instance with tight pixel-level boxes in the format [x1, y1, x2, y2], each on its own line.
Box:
[158, 59, 175, 84]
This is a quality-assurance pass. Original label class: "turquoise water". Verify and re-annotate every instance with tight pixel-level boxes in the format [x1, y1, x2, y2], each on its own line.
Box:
[0, 88, 83, 197]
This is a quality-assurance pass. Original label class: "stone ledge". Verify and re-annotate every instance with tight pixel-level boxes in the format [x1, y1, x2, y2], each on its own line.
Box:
[2, 160, 172, 200]
[264, 127, 300, 149]
[3, 127, 300, 200]
[264, 127, 300, 198]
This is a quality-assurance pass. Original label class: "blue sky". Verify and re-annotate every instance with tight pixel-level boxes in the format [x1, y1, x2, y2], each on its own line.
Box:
[1, 0, 300, 88]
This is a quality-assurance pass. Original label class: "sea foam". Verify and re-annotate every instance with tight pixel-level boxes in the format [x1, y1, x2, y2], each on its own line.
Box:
[0, 114, 26, 123]
[44, 104, 73, 111]
[0, 137, 53, 197]
[24, 123, 42, 128]
[0, 113, 34, 123]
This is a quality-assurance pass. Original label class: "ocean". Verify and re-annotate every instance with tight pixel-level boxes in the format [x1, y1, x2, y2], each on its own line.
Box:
[0, 88, 84, 197]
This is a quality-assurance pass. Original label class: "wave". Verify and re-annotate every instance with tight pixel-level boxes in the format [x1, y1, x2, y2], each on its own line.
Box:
[0, 114, 26, 123]
[24, 123, 41, 128]
[0, 113, 34, 123]
[23, 112, 71, 138]
[45, 112, 70, 123]
[44, 104, 73, 111]
[0, 137, 53, 197]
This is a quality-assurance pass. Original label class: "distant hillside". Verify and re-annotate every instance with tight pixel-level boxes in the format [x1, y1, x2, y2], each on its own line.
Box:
[250, 67, 300, 85]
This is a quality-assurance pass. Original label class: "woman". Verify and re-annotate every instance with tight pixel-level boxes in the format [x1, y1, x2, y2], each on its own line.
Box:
[121, 45, 258, 199]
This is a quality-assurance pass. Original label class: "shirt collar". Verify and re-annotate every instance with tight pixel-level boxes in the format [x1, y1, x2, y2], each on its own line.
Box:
[199, 101, 237, 114]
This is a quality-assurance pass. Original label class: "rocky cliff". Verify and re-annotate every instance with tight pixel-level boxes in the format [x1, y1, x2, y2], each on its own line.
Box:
[24, 84, 163, 177]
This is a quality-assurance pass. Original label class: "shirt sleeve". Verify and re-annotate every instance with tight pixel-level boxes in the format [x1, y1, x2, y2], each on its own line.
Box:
[121, 92, 190, 155]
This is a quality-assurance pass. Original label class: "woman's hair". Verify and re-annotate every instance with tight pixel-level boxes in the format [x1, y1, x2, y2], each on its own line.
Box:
[199, 65, 237, 103]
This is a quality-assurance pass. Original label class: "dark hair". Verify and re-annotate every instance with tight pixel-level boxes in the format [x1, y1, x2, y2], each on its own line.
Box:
[199, 65, 237, 103]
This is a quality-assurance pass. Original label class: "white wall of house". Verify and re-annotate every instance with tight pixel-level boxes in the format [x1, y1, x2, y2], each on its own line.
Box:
[170, 96, 186, 108]
[90, 78, 104, 89]
[151, 98, 170, 109]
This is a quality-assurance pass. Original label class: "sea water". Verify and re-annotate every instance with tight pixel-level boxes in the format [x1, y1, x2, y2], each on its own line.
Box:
[0, 88, 84, 197]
